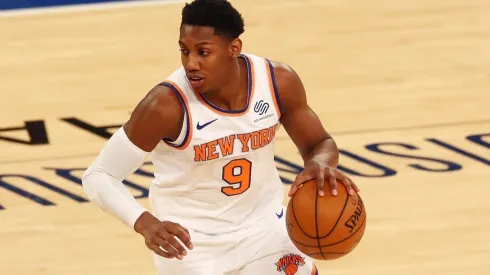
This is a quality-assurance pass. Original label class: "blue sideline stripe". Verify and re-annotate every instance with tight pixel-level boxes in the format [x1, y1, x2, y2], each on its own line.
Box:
[0, 0, 131, 10]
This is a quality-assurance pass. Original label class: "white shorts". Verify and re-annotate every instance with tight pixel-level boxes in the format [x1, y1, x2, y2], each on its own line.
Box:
[151, 206, 319, 275]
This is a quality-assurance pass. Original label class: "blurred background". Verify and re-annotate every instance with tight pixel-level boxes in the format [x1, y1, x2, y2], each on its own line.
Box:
[1, 0, 489, 274]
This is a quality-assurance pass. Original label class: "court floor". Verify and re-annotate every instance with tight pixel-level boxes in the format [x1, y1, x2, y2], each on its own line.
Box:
[1, 0, 489, 274]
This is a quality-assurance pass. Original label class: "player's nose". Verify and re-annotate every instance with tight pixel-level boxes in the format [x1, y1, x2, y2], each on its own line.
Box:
[185, 55, 200, 72]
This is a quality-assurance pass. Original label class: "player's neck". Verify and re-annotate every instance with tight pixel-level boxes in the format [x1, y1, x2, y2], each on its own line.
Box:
[204, 57, 249, 111]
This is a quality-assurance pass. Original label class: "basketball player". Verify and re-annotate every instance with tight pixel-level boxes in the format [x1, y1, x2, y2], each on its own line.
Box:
[81, 0, 359, 274]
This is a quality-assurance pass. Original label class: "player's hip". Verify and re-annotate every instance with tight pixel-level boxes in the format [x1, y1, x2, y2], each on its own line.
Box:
[150, 209, 317, 275]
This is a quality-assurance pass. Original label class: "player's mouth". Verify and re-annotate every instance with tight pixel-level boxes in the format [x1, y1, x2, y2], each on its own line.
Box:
[187, 75, 205, 89]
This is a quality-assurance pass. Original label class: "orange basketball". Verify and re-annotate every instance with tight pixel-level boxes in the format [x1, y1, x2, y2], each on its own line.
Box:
[286, 179, 366, 260]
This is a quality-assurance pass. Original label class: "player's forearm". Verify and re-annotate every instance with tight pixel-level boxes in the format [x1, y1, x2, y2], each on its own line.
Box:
[82, 169, 148, 228]
[301, 137, 339, 168]
[81, 127, 150, 229]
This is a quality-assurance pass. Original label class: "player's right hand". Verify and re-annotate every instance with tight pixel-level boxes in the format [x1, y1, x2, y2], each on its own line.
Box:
[134, 212, 193, 260]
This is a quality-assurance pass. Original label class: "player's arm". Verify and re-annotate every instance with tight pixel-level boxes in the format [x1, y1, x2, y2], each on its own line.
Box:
[81, 84, 192, 259]
[271, 61, 359, 197]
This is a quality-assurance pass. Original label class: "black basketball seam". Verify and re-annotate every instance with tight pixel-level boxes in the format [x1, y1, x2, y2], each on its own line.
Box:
[288, 216, 366, 248]
[290, 185, 318, 239]
[317, 191, 351, 239]
[318, 217, 366, 248]
[314, 190, 326, 260]
[290, 183, 351, 240]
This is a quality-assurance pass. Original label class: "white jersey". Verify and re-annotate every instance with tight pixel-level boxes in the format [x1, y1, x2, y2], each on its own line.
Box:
[148, 53, 284, 235]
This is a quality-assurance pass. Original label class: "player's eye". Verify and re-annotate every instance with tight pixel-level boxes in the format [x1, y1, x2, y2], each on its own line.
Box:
[199, 50, 210, 56]
[179, 48, 189, 55]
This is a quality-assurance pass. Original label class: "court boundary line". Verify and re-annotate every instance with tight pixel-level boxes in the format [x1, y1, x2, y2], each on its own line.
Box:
[0, 0, 185, 18]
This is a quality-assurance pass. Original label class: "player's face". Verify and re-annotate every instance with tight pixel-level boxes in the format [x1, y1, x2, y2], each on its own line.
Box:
[178, 24, 240, 93]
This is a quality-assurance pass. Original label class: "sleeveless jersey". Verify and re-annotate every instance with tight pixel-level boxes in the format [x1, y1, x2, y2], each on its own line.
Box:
[148, 53, 284, 235]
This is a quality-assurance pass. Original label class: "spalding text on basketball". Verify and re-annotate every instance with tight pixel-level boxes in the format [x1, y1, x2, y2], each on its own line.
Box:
[344, 197, 364, 233]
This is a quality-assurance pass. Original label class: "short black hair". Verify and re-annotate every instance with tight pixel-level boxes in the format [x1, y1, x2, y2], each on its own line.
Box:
[181, 0, 245, 39]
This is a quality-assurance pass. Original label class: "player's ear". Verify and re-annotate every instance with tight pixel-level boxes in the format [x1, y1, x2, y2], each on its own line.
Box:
[229, 38, 242, 57]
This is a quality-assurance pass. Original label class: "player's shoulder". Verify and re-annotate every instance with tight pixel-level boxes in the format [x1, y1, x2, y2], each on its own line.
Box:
[269, 60, 298, 82]
[258, 57, 307, 115]
[124, 81, 185, 145]
[142, 66, 188, 111]
[264, 58, 304, 95]
[267, 59, 294, 73]
[136, 82, 185, 121]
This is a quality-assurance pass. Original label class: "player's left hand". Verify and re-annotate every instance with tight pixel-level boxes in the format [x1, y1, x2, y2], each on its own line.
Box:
[288, 159, 359, 197]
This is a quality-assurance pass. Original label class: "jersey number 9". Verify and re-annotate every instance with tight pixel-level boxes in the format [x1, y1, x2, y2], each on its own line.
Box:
[221, 158, 252, 196]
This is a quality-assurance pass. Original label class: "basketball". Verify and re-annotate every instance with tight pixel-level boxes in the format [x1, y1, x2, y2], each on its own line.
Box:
[286, 179, 366, 260]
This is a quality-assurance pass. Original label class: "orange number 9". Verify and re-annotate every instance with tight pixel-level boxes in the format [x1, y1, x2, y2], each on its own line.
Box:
[221, 158, 252, 196]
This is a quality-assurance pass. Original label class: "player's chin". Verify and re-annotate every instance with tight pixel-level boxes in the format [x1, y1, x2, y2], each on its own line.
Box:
[194, 83, 214, 94]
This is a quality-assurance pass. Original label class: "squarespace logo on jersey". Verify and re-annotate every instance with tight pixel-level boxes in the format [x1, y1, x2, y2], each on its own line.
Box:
[0, 117, 488, 211]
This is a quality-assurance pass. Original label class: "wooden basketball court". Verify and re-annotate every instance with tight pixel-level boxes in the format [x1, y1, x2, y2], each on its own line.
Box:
[1, 0, 489, 274]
